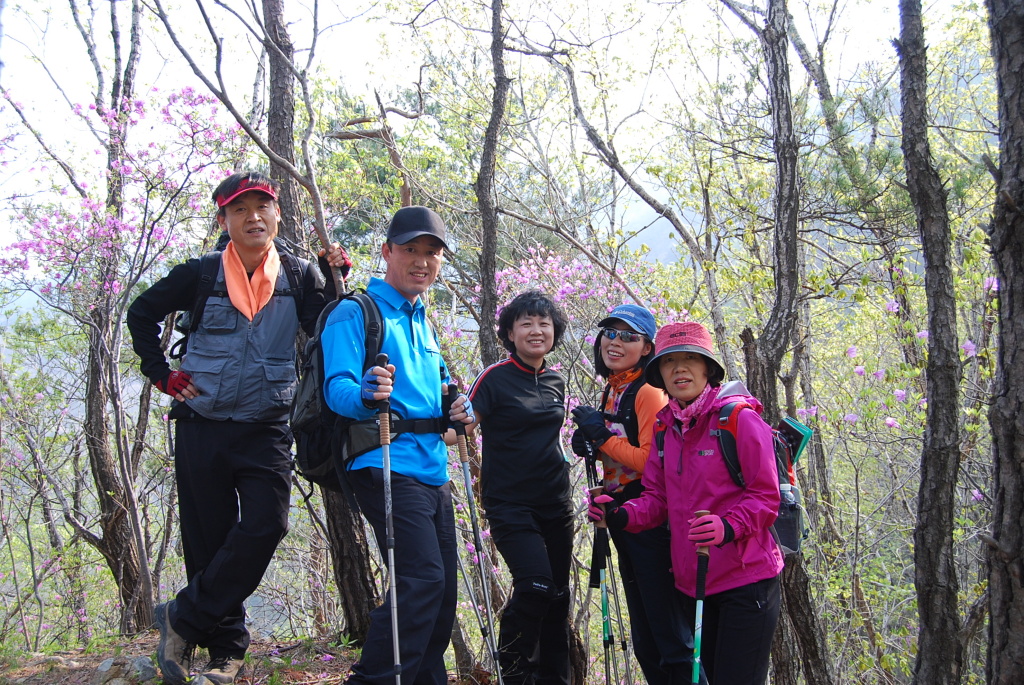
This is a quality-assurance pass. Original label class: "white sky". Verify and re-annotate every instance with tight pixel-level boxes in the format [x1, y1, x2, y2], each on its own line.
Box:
[0, 0, 924, 256]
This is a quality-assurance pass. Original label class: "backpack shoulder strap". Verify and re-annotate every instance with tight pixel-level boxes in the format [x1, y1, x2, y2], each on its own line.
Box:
[599, 379, 643, 447]
[188, 252, 223, 334]
[654, 420, 668, 463]
[618, 380, 642, 447]
[348, 291, 384, 372]
[277, 251, 306, 310]
[714, 401, 755, 488]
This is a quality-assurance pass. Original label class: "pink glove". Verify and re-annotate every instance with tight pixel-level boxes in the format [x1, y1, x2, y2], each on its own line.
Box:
[588, 494, 615, 523]
[156, 370, 192, 397]
[688, 514, 727, 546]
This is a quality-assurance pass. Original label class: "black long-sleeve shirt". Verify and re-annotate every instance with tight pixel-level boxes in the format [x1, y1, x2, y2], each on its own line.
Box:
[469, 352, 570, 508]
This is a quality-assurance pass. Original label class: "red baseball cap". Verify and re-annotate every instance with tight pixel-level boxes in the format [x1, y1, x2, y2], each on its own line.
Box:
[215, 177, 279, 208]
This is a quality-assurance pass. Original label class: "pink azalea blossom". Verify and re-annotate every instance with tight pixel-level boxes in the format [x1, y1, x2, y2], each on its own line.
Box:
[884, 417, 899, 429]
[894, 389, 906, 402]
[962, 340, 977, 357]
[886, 300, 900, 313]
[846, 346, 857, 358]
[843, 413, 859, 424]
[972, 489, 984, 501]
[916, 330, 929, 340]
[872, 369, 885, 380]
[854, 366, 865, 376]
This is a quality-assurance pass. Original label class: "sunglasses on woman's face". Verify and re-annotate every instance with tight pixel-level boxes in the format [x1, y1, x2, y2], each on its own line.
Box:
[601, 328, 646, 343]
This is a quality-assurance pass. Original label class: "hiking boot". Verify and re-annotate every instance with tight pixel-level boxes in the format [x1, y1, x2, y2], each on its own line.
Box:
[194, 655, 246, 684]
[154, 601, 194, 685]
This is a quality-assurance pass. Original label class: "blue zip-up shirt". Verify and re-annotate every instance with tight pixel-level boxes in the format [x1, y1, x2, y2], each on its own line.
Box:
[321, 277, 451, 486]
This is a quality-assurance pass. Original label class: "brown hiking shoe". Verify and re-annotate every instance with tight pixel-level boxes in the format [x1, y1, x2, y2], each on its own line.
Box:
[194, 655, 246, 684]
[154, 602, 194, 685]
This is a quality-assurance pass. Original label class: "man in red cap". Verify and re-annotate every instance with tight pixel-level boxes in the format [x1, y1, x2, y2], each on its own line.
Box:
[127, 170, 352, 685]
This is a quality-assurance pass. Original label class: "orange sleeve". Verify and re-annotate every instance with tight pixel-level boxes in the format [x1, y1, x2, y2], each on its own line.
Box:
[599, 384, 667, 473]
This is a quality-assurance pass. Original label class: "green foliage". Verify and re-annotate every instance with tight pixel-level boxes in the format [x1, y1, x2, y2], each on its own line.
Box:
[0, 0, 999, 680]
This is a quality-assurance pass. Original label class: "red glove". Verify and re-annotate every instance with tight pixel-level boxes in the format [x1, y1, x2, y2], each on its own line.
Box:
[588, 493, 615, 523]
[688, 514, 728, 546]
[155, 370, 192, 397]
[334, 245, 353, 278]
[322, 244, 353, 278]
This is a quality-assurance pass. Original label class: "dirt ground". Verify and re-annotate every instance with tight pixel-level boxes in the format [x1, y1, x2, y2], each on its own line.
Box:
[0, 633, 359, 684]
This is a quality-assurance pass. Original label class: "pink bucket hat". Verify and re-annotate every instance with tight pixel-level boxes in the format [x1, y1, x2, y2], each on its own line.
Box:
[644, 321, 725, 389]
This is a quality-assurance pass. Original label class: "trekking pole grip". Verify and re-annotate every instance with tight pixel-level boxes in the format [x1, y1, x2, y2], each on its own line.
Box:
[447, 384, 471, 464]
[376, 353, 391, 445]
[695, 509, 711, 557]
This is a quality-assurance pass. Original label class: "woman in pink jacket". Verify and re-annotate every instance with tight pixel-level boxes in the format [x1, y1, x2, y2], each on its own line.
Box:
[590, 321, 782, 685]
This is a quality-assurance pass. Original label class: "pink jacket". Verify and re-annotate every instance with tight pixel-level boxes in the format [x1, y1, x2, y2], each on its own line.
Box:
[622, 381, 784, 596]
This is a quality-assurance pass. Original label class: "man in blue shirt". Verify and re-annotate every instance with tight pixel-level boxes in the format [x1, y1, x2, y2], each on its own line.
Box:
[322, 206, 471, 685]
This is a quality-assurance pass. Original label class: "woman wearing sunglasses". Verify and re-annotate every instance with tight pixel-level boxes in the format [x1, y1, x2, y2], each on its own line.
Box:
[571, 305, 704, 685]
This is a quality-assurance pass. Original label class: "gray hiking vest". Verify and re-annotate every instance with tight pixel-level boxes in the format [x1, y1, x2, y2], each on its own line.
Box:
[180, 259, 302, 422]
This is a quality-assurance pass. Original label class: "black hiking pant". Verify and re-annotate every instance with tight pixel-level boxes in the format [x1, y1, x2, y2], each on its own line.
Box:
[348, 468, 457, 685]
[486, 500, 573, 685]
[676, 574, 781, 685]
[610, 524, 707, 685]
[168, 419, 292, 658]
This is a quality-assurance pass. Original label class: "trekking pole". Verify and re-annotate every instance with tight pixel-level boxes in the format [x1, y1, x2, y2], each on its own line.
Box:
[447, 385, 503, 685]
[692, 509, 711, 685]
[376, 353, 401, 685]
[454, 551, 489, 649]
[603, 543, 634, 685]
[584, 441, 619, 685]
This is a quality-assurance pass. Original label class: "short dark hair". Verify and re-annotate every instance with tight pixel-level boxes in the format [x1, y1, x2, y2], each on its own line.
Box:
[592, 331, 655, 378]
[497, 290, 568, 354]
[707, 361, 726, 387]
[212, 171, 279, 217]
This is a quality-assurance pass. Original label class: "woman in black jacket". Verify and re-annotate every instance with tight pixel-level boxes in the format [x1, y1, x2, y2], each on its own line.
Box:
[468, 290, 571, 685]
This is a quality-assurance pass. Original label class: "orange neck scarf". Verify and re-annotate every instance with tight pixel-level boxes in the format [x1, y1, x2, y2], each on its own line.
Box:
[604, 368, 643, 410]
[222, 242, 281, 321]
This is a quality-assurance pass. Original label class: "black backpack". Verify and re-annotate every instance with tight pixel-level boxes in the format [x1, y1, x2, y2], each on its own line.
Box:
[168, 247, 304, 360]
[290, 292, 383, 492]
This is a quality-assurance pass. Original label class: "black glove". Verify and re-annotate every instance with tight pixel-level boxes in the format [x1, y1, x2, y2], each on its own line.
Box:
[571, 428, 592, 459]
[571, 405, 614, 447]
[605, 505, 629, 531]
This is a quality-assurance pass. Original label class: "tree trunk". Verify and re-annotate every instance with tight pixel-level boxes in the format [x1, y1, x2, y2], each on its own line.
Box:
[73, 0, 153, 633]
[897, 2, 965, 683]
[782, 555, 837, 684]
[742, 2, 835, 683]
[450, 615, 475, 682]
[473, 0, 509, 367]
[263, 0, 302, 245]
[755, 0, 800, 419]
[322, 489, 376, 642]
[983, 1, 1024, 683]
[261, 1, 376, 635]
[83, 319, 147, 632]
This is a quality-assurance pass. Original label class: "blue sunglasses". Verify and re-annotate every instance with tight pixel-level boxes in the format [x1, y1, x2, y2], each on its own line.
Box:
[601, 328, 647, 343]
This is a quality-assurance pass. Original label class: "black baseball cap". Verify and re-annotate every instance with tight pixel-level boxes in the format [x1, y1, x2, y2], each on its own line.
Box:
[386, 206, 450, 250]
